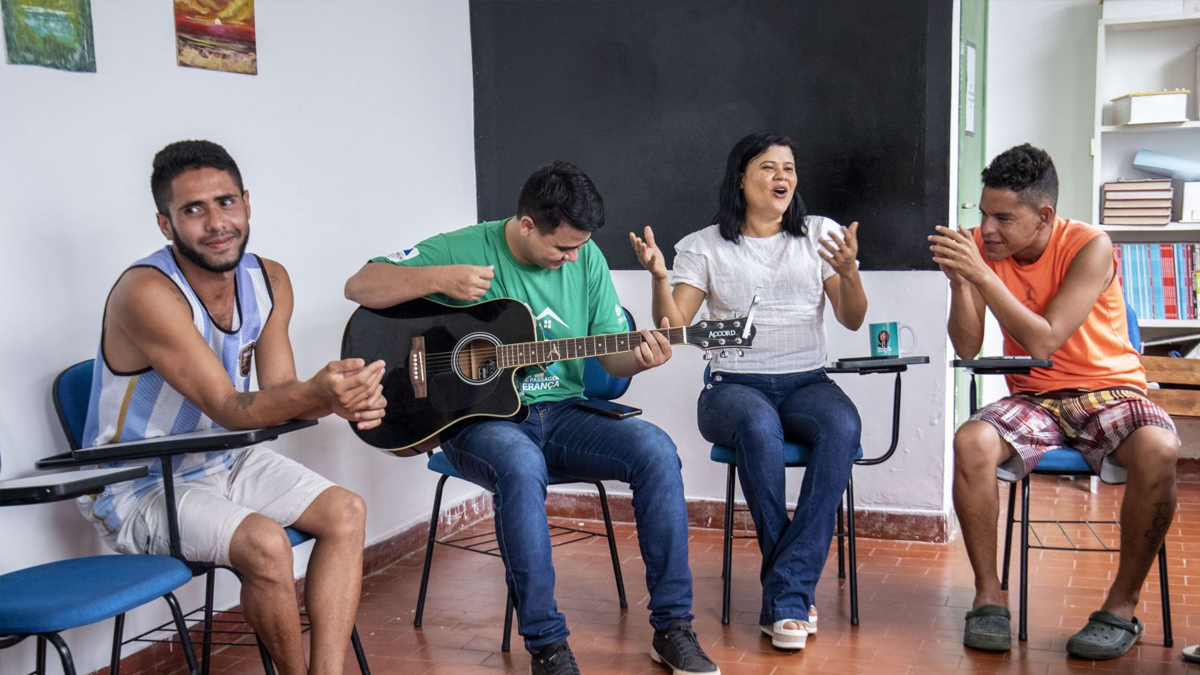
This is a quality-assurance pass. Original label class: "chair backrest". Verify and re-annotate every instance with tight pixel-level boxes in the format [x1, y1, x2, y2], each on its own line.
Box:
[581, 307, 636, 401]
[1126, 302, 1141, 354]
[53, 360, 94, 451]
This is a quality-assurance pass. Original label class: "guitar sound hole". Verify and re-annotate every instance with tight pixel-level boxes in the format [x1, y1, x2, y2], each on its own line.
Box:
[456, 338, 500, 382]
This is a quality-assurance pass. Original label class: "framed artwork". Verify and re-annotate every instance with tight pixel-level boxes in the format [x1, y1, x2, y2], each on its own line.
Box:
[174, 0, 256, 75]
[2, 0, 96, 72]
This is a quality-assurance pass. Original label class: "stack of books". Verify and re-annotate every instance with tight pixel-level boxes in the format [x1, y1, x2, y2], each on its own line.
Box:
[1116, 243, 1198, 320]
[1101, 179, 1173, 226]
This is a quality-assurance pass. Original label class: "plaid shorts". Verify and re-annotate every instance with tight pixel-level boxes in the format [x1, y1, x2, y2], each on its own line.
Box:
[970, 386, 1176, 484]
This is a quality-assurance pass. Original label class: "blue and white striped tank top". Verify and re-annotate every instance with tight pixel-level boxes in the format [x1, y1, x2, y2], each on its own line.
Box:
[78, 246, 274, 535]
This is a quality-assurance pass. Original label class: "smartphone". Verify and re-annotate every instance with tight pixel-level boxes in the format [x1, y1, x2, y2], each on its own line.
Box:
[574, 399, 643, 419]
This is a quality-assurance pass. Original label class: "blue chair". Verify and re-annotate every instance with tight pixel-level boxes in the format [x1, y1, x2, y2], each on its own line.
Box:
[0, 468, 199, 675]
[958, 304, 1172, 645]
[710, 357, 921, 627]
[52, 361, 371, 675]
[413, 310, 637, 652]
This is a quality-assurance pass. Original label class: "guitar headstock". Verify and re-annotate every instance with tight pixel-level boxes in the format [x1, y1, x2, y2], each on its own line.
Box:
[683, 315, 756, 352]
[681, 294, 760, 360]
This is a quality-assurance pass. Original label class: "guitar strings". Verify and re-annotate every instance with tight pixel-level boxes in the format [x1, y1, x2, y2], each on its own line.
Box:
[415, 328, 688, 374]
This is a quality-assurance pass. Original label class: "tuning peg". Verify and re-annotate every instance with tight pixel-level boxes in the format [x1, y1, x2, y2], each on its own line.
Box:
[737, 349, 745, 357]
[702, 352, 713, 361]
[721, 349, 730, 358]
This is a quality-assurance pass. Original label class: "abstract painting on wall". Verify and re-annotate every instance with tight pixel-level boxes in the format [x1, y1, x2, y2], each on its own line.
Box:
[174, 0, 256, 75]
[1, 0, 96, 72]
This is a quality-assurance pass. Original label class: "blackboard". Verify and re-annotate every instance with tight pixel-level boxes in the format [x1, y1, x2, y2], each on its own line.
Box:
[471, 0, 953, 271]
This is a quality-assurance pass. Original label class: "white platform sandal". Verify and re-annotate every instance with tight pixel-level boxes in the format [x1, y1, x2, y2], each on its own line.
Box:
[760, 619, 808, 650]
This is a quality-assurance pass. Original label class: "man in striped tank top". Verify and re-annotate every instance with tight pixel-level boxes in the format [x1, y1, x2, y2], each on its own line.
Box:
[930, 144, 1179, 661]
[79, 140, 387, 675]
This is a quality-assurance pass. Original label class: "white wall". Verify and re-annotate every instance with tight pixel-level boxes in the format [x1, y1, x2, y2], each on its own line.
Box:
[0, 1, 478, 672]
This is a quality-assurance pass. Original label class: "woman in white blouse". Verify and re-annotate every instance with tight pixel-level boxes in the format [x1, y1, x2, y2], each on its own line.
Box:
[631, 132, 867, 652]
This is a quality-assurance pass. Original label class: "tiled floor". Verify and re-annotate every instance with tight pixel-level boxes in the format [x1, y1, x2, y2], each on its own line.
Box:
[197, 474, 1200, 674]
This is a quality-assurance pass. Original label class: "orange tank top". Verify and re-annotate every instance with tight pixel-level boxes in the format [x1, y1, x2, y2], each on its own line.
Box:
[975, 217, 1146, 394]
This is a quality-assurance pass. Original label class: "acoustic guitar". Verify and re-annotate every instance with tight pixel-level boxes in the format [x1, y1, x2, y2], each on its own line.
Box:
[341, 296, 758, 456]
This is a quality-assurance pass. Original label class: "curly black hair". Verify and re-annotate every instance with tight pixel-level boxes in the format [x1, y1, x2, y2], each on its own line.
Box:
[151, 140, 244, 217]
[981, 143, 1058, 210]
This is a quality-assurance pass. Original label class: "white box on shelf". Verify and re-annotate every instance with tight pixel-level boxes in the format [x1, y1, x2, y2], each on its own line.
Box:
[1175, 180, 1200, 222]
[1102, 0, 1195, 20]
[1113, 90, 1190, 125]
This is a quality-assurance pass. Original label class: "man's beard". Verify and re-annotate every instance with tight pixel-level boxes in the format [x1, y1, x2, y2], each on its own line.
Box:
[171, 224, 249, 273]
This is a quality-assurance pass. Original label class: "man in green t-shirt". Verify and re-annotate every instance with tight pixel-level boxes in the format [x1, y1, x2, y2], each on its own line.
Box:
[345, 162, 719, 675]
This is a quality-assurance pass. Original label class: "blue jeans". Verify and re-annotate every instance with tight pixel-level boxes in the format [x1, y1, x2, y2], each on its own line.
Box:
[441, 399, 694, 653]
[697, 369, 861, 625]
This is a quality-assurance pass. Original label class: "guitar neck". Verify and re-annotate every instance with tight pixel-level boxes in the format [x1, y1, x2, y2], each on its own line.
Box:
[498, 327, 687, 369]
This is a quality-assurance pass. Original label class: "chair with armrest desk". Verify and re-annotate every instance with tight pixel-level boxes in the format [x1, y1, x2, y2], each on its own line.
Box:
[0, 466, 199, 675]
[953, 347, 1197, 646]
[40, 360, 372, 675]
[709, 354, 929, 627]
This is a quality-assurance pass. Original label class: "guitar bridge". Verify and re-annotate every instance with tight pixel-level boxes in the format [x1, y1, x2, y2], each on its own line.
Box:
[409, 336, 427, 399]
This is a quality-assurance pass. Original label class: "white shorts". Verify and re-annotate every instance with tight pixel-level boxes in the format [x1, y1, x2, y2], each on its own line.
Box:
[109, 448, 334, 566]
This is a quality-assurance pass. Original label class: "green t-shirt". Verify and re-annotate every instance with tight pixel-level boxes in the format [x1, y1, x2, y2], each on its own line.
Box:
[370, 218, 628, 405]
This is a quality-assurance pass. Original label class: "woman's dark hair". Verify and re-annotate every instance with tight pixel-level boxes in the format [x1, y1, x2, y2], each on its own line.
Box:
[151, 140, 244, 216]
[713, 132, 808, 243]
[516, 161, 605, 233]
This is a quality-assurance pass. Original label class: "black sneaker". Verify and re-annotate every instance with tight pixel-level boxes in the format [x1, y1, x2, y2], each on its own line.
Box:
[530, 640, 582, 675]
[651, 620, 720, 674]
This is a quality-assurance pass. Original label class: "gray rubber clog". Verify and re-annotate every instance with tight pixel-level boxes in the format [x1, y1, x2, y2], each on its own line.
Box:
[963, 604, 1012, 652]
[1066, 610, 1143, 660]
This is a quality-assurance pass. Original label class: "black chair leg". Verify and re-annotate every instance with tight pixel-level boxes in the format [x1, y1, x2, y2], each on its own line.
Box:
[502, 590, 515, 653]
[351, 625, 371, 675]
[1000, 482, 1017, 592]
[594, 482, 628, 609]
[1158, 543, 1173, 647]
[846, 474, 859, 627]
[45, 633, 77, 675]
[1019, 477, 1030, 642]
[837, 502, 846, 580]
[36, 635, 47, 675]
[202, 569, 216, 675]
[256, 635, 275, 675]
[721, 464, 736, 626]
[163, 591, 200, 675]
[415, 475, 449, 628]
[109, 613, 125, 675]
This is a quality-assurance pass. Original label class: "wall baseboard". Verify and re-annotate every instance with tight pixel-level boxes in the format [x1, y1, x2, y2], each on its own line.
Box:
[543, 490, 951, 543]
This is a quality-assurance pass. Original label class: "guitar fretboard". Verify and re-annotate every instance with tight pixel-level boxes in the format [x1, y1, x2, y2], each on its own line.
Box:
[497, 327, 687, 369]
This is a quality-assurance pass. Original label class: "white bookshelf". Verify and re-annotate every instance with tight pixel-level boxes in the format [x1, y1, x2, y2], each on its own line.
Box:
[1092, 13, 1200, 339]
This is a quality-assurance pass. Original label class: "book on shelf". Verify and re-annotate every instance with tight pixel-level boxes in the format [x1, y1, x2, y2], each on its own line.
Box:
[1102, 215, 1173, 226]
[1100, 198, 1176, 209]
[1103, 179, 1172, 192]
[1102, 189, 1173, 200]
[1117, 242, 1200, 321]
[1101, 207, 1173, 217]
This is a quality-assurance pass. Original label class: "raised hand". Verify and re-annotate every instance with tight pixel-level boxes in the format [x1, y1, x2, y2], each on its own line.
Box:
[629, 226, 669, 281]
[442, 264, 494, 302]
[817, 221, 860, 276]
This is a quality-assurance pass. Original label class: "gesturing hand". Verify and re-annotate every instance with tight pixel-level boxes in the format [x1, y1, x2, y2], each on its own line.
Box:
[633, 317, 673, 371]
[629, 226, 669, 281]
[817, 221, 860, 276]
[313, 358, 388, 429]
[928, 225, 988, 286]
[442, 265, 494, 302]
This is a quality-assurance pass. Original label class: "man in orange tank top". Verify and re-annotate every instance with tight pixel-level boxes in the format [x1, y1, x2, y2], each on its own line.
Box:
[929, 144, 1179, 661]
